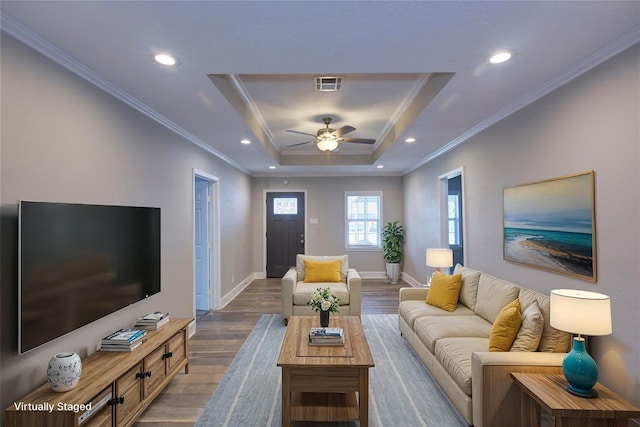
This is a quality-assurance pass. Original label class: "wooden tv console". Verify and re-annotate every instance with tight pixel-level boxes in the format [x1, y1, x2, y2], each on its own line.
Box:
[4, 317, 192, 427]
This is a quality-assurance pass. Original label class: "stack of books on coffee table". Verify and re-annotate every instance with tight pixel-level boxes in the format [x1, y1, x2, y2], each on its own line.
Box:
[308, 327, 344, 346]
[100, 328, 147, 352]
[134, 311, 170, 330]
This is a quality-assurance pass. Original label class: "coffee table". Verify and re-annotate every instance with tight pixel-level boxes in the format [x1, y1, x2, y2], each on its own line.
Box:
[277, 315, 375, 427]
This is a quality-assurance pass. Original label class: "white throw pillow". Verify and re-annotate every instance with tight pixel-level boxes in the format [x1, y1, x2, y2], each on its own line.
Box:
[511, 301, 544, 352]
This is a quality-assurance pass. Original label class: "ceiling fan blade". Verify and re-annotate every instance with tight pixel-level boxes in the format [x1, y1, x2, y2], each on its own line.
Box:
[286, 140, 315, 148]
[286, 129, 317, 138]
[332, 125, 356, 138]
[340, 137, 376, 144]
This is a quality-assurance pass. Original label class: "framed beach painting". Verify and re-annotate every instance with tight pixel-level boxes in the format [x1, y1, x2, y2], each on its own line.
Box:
[503, 171, 596, 282]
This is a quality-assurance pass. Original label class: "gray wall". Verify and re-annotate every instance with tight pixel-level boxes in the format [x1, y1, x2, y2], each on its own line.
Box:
[404, 45, 640, 405]
[0, 34, 253, 410]
[252, 176, 404, 275]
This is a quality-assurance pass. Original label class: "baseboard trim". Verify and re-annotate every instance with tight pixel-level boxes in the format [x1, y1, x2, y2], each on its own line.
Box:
[358, 271, 386, 279]
[220, 273, 255, 309]
[401, 272, 426, 288]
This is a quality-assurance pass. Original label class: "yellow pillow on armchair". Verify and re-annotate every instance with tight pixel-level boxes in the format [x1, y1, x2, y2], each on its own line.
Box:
[425, 271, 463, 312]
[303, 259, 342, 282]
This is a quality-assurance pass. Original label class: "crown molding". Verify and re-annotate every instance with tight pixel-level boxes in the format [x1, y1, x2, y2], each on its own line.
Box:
[406, 29, 640, 174]
[1, 14, 250, 175]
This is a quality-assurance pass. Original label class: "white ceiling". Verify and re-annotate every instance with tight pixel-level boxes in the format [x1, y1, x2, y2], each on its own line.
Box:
[2, 1, 638, 177]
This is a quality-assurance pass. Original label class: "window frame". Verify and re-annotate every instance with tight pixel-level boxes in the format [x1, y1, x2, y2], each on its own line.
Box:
[344, 190, 383, 251]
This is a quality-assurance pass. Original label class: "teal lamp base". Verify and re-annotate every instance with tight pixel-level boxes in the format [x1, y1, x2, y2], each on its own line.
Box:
[563, 336, 598, 398]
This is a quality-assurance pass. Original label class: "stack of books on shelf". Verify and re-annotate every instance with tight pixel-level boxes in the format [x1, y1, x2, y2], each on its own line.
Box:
[134, 311, 170, 330]
[100, 328, 147, 352]
[308, 327, 344, 346]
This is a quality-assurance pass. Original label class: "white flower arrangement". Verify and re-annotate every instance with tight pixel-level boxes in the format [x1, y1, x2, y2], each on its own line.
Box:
[308, 287, 340, 313]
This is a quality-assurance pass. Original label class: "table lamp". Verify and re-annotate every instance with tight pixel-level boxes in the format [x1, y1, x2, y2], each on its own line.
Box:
[550, 289, 612, 398]
[425, 248, 453, 285]
[426, 248, 453, 272]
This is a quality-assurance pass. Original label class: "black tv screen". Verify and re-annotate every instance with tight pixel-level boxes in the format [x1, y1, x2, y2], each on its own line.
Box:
[19, 201, 161, 354]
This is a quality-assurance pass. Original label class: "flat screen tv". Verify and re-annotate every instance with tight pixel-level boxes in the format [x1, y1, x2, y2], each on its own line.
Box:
[18, 201, 161, 354]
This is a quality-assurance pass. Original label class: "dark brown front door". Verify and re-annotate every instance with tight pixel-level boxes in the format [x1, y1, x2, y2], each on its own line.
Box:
[266, 192, 305, 278]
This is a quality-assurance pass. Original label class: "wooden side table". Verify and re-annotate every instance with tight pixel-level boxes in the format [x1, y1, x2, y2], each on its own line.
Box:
[511, 373, 640, 427]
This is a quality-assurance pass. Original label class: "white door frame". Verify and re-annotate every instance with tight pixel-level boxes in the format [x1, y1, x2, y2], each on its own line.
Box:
[438, 167, 466, 265]
[262, 189, 308, 278]
[193, 169, 221, 315]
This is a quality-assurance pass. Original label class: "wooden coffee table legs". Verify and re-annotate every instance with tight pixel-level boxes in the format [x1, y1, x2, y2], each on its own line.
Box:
[281, 366, 369, 427]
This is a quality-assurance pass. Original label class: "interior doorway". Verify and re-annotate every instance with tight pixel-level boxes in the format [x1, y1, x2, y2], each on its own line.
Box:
[193, 169, 221, 313]
[265, 191, 306, 278]
[439, 168, 466, 269]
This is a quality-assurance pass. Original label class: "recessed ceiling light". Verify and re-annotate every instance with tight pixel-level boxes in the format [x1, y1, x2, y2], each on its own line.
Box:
[489, 51, 512, 64]
[154, 53, 177, 66]
[405, 137, 416, 143]
[240, 139, 251, 145]
[269, 165, 276, 169]
[377, 165, 384, 169]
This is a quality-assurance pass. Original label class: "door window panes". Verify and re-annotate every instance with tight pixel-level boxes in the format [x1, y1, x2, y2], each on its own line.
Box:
[274, 198, 298, 215]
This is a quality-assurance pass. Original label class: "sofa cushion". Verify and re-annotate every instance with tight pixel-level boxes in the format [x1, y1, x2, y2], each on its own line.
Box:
[414, 315, 492, 353]
[511, 300, 544, 352]
[399, 301, 476, 329]
[489, 299, 522, 352]
[453, 264, 481, 311]
[296, 254, 348, 282]
[474, 273, 520, 323]
[434, 337, 489, 396]
[425, 272, 462, 312]
[292, 282, 350, 306]
[519, 288, 571, 352]
[303, 259, 341, 282]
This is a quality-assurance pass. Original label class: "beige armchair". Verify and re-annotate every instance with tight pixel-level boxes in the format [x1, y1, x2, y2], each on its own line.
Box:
[281, 254, 361, 324]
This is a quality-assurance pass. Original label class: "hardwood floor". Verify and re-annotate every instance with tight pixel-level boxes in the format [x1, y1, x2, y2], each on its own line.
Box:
[134, 277, 402, 426]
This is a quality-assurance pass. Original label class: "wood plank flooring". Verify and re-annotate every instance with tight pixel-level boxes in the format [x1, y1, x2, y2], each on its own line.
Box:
[133, 278, 402, 426]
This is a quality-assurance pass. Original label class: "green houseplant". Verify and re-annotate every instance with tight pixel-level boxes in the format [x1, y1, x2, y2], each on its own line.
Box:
[382, 221, 404, 284]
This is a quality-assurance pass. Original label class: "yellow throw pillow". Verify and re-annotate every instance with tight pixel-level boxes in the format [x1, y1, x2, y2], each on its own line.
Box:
[303, 259, 342, 282]
[425, 271, 463, 312]
[489, 299, 522, 352]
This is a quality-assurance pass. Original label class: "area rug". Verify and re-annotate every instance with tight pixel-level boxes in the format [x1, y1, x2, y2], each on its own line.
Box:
[195, 314, 467, 427]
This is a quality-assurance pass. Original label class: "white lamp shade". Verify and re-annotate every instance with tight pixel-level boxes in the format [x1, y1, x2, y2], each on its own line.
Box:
[425, 248, 453, 268]
[550, 289, 612, 336]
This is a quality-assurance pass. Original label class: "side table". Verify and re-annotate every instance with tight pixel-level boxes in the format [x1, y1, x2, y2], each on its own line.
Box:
[511, 373, 640, 427]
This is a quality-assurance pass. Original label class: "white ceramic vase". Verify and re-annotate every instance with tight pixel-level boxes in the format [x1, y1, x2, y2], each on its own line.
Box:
[47, 352, 82, 392]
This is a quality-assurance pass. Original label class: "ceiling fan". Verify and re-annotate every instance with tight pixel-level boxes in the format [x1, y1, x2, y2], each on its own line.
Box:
[286, 117, 376, 152]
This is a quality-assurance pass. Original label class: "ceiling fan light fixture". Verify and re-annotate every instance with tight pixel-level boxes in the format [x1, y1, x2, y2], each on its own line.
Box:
[317, 137, 339, 152]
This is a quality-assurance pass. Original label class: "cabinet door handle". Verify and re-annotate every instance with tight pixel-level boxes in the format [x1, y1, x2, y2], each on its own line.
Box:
[162, 351, 173, 360]
[136, 372, 145, 379]
[145, 371, 152, 378]
[107, 396, 125, 406]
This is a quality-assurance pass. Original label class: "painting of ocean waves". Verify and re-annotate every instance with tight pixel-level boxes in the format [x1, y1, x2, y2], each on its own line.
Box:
[503, 171, 596, 281]
[504, 228, 593, 277]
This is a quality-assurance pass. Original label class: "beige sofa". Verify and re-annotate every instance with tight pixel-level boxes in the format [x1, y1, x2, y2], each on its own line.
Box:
[398, 264, 571, 427]
[281, 254, 361, 324]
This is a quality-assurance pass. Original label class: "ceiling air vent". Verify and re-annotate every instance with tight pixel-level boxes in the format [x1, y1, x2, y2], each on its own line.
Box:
[315, 76, 343, 92]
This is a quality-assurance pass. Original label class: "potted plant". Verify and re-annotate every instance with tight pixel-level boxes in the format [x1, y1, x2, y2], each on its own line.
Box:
[382, 221, 404, 284]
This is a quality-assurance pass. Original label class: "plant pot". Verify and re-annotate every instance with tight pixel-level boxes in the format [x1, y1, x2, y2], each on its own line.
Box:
[386, 263, 401, 284]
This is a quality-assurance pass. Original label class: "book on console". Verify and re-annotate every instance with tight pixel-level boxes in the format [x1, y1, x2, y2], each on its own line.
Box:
[100, 338, 146, 352]
[102, 328, 147, 344]
[136, 311, 169, 324]
[135, 316, 170, 330]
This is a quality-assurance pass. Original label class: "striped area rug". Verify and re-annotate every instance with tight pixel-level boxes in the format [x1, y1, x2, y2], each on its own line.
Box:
[195, 314, 467, 427]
